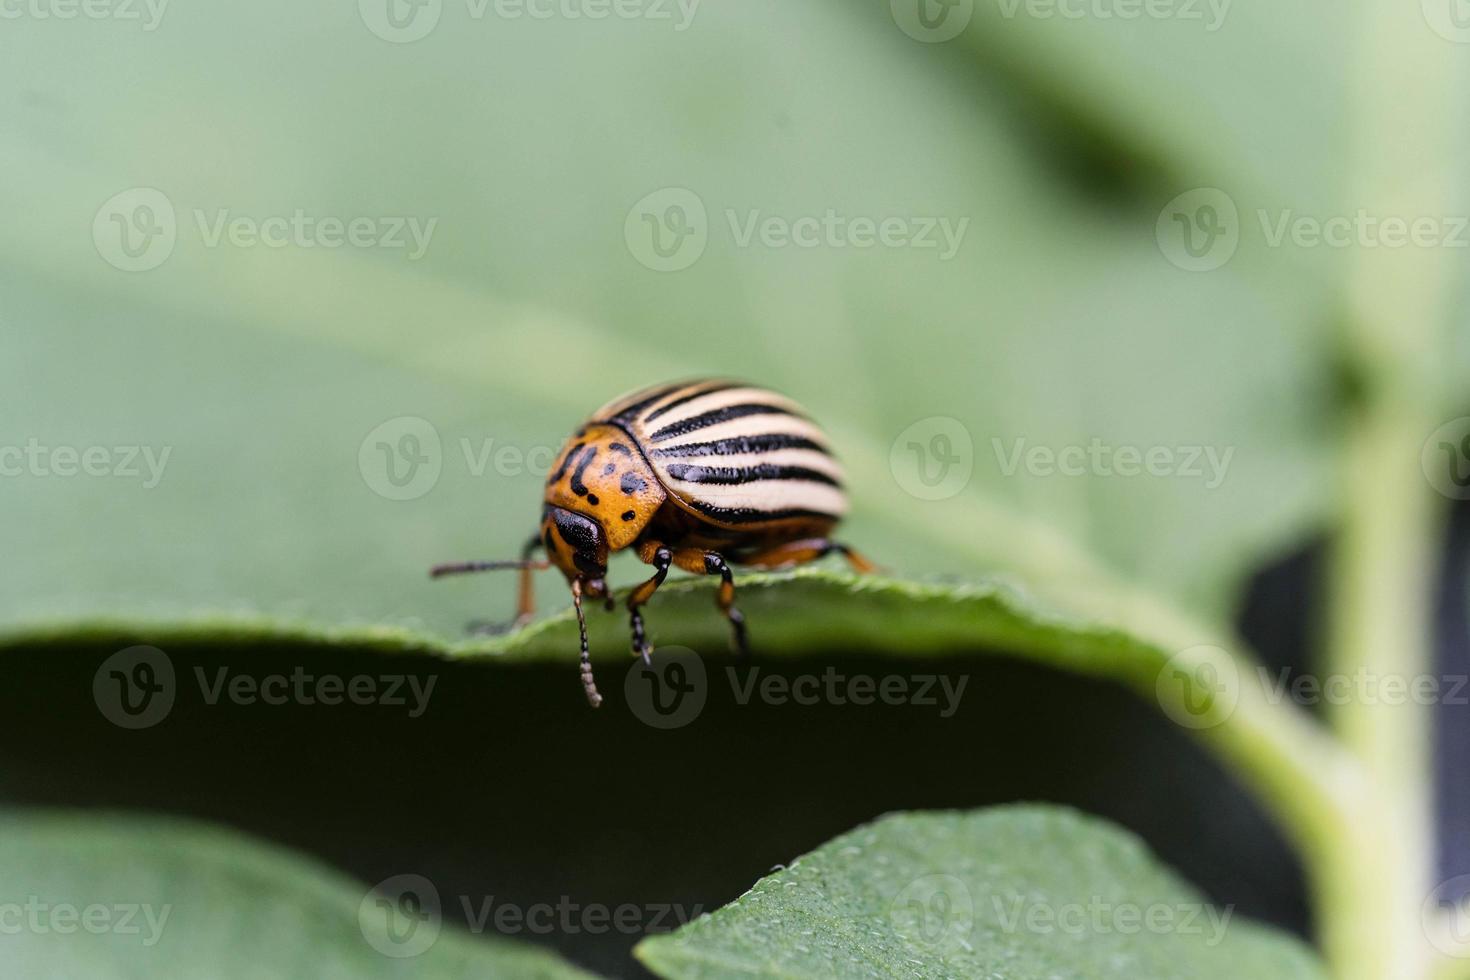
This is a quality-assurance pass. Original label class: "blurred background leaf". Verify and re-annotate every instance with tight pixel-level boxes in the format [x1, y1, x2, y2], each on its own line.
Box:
[0, 809, 595, 978]
[0, 0, 1348, 644]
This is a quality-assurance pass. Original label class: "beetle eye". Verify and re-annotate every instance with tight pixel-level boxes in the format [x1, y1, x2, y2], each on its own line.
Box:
[544, 506, 607, 578]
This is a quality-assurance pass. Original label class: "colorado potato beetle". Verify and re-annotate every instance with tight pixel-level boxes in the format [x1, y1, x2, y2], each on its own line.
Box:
[431, 380, 873, 707]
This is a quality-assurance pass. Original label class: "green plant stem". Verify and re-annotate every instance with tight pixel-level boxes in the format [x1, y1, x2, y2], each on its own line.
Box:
[1315, 2, 1465, 977]
[1322, 405, 1440, 980]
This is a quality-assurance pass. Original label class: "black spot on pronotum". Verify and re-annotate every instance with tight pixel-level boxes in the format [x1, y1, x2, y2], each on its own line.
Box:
[603, 462, 616, 476]
[621, 510, 636, 522]
[548, 441, 584, 484]
[587, 494, 599, 506]
[608, 442, 633, 456]
[569, 446, 598, 497]
[620, 472, 647, 495]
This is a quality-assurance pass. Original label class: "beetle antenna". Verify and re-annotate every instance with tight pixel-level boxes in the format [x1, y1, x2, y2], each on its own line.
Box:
[571, 579, 602, 708]
[430, 559, 550, 579]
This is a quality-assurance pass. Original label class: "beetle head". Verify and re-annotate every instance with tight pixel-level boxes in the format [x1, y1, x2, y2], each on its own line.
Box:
[540, 505, 609, 589]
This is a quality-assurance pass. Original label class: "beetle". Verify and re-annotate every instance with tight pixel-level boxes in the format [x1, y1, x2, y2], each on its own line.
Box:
[431, 379, 873, 707]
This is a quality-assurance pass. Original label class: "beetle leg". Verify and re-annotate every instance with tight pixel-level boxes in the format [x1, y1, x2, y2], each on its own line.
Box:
[739, 538, 876, 574]
[627, 542, 672, 664]
[699, 551, 748, 659]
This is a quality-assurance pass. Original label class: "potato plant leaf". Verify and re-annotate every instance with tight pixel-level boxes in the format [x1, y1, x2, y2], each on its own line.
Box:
[635, 805, 1328, 980]
[0, 809, 597, 980]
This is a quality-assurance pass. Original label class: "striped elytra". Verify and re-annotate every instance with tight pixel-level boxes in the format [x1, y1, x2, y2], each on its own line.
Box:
[431, 379, 874, 708]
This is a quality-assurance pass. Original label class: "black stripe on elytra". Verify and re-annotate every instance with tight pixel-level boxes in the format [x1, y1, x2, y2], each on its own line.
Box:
[664, 462, 841, 488]
[568, 446, 598, 497]
[606, 384, 684, 424]
[547, 441, 584, 484]
[682, 500, 839, 524]
[651, 434, 830, 458]
[647, 403, 802, 442]
[642, 381, 741, 423]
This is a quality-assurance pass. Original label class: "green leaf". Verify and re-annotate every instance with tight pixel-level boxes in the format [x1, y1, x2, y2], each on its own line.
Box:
[0, 0, 1337, 648]
[634, 805, 1327, 980]
[0, 809, 596, 980]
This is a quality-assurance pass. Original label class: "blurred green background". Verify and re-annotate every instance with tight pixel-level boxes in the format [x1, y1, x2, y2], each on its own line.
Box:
[0, 0, 1362, 637]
